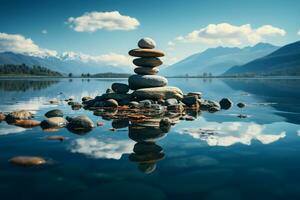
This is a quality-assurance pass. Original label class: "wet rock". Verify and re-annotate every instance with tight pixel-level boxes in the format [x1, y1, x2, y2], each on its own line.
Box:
[138, 37, 156, 49]
[165, 98, 178, 106]
[6, 110, 33, 123]
[167, 104, 184, 113]
[238, 114, 248, 118]
[118, 98, 131, 106]
[219, 98, 233, 110]
[182, 95, 198, 107]
[128, 75, 168, 90]
[199, 99, 221, 112]
[237, 102, 246, 108]
[82, 96, 93, 102]
[46, 135, 65, 141]
[134, 67, 159, 75]
[41, 117, 67, 129]
[101, 93, 131, 102]
[106, 88, 113, 94]
[104, 99, 118, 108]
[9, 156, 46, 167]
[112, 119, 129, 129]
[71, 102, 82, 110]
[49, 99, 59, 104]
[129, 48, 165, 57]
[66, 116, 95, 134]
[159, 118, 171, 133]
[187, 92, 202, 98]
[15, 119, 41, 128]
[129, 101, 140, 108]
[111, 83, 129, 94]
[133, 86, 183, 100]
[133, 58, 163, 67]
[45, 109, 63, 118]
[139, 99, 152, 108]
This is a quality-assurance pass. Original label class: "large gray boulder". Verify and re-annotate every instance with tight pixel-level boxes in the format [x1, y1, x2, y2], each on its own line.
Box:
[128, 75, 168, 90]
[133, 86, 183, 100]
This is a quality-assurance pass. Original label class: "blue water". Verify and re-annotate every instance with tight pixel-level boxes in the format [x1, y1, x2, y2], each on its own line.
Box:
[0, 78, 300, 200]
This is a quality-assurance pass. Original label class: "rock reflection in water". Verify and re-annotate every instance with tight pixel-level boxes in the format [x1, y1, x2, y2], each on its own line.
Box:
[128, 121, 169, 174]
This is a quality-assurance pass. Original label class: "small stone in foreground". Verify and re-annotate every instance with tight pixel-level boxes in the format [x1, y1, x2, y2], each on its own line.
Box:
[9, 156, 46, 167]
[45, 109, 63, 118]
[111, 83, 129, 94]
[219, 98, 233, 110]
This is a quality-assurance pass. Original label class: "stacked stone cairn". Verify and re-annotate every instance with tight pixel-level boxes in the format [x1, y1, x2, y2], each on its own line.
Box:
[128, 37, 183, 101]
[80, 37, 223, 122]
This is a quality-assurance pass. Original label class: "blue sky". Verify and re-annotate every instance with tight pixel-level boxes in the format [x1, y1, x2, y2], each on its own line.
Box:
[0, 0, 300, 66]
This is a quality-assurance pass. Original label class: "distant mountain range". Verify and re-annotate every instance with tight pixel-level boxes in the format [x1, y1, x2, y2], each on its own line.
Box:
[223, 41, 300, 76]
[0, 52, 131, 75]
[162, 43, 279, 76]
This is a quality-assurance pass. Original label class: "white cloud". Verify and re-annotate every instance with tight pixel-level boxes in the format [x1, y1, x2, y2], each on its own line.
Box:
[0, 32, 57, 57]
[41, 29, 48, 34]
[70, 137, 135, 160]
[61, 51, 133, 68]
[0, 32, 133, 68]
[178, 122, 286, 147]
[297, 30, 300, 36]
[67, 11, 140, 32]
[174, 23, 286, 47]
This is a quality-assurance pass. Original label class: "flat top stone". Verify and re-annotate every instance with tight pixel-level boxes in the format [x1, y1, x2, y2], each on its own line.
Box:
[128, 75, 168, 90]
[133, 86, 183, 100]
[138, 37, 156, 49]
[129, 49, 165, 58]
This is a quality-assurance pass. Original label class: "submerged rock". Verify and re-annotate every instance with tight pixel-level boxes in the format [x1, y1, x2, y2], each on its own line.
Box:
[133, 86, 183, 100]
[159, 118, 171, 133]
[237, 102, 246, 108]
[111, 83, 129, 94]
[9, 156, 46, 167]
[219, 98, 233, 110]
[41, 117, 67, 129]
[6, 110, 33, 123]
[45, 109, 63, 118]
[199, 99, 221, 112]
[129, 48, 165, 58]
[128, 75, 168, 90]
[133, 57, 163, 67]
[15, 119, 41, 128]
[138, 37, 156, 49]
[66, 116, 95, 134]
[182, 95, 198, 107]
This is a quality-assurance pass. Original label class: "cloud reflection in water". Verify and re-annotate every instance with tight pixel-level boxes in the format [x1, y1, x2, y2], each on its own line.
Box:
[70, 137, 135, 160]
[178, 122, 286, 146]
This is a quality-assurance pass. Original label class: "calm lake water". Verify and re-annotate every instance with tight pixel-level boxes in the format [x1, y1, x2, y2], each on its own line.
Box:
[1, 77, 300, 200]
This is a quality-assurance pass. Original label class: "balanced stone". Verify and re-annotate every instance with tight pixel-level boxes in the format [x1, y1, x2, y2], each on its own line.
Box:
[138, 37, 156, 49]
[128, 75, 168, 90]
[133, 86, 183, 100]
[133, 58, 163, 67]
[129, 49, 165, 58]
[134, 67, 159, 75]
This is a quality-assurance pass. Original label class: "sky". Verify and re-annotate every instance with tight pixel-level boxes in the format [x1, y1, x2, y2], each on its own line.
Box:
[0, 0, 300, 67]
